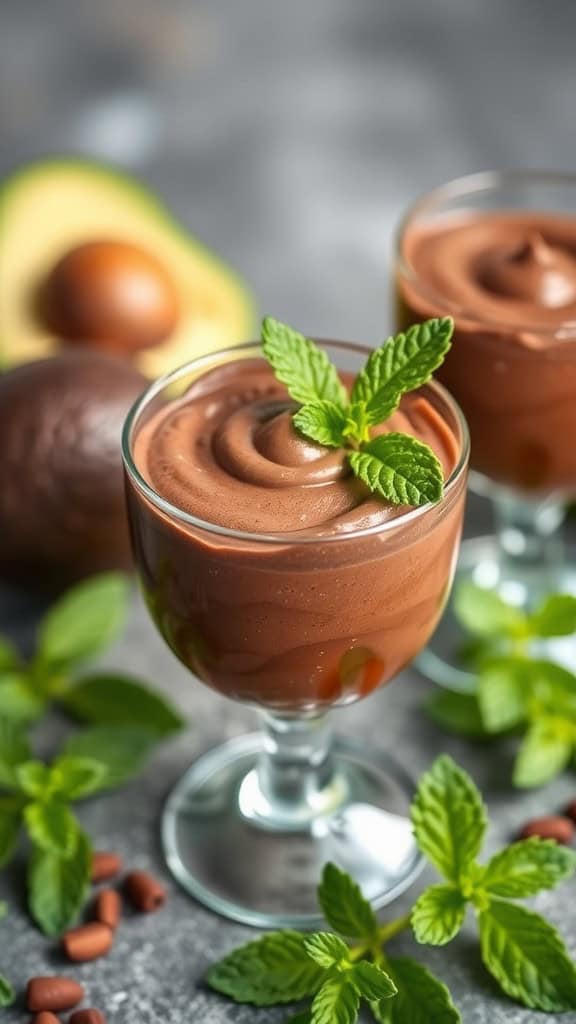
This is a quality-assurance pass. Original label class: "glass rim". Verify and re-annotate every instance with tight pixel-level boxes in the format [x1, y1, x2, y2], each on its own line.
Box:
[395, 169, 576, 337]
[122, 339, 470, 546]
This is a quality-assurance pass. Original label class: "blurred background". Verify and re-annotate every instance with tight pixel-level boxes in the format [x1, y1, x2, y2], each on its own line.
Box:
[2, 0, 575, 343]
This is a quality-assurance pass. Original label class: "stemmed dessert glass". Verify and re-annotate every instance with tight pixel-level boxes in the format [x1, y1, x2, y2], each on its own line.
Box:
[122, 340, 469, 927]
[396, 171, 576, 689]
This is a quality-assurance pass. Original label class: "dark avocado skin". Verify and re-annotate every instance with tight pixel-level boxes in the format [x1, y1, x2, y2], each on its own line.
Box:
[0, 352, 146, 589]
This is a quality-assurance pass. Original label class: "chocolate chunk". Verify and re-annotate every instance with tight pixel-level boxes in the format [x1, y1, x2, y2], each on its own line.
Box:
[125, 870, 167, 912]
[27, 977, 85, 1012]
[91, 851, 123, 883]
[62, 922, 114, 962]
[93, 888, 121, 930]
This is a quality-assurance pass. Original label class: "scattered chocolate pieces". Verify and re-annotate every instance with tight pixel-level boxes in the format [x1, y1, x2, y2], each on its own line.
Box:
[32, 1014, 61, 1024]
[62, 922, 114, 962]
[27, 976, 85, 1012]
[125, 870, 166, 912]
[94, 888, 121, 931]
[69, 1010, 107, 1024]
[566, 798, 576, 823]
[91, 851, 123, 884]
[519, 815, 575, 844]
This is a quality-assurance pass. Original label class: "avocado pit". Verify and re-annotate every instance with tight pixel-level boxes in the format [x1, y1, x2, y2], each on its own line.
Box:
[41, 239, 180, 354]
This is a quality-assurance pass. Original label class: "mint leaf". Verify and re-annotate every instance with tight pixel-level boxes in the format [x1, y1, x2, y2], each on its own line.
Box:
[28, 828, 91, 937]
[24, 800, 81, 857]
[513, 719, 574, 788]
[426, 690, 488, 738]
[311, 976, 359, 1024]
[351, 318, 453, 424]
[304, 932, 350, 970]
[0, 673, 44, 722]
[529, 594, 576, 637]
[349, 434, 443, 507]
[0, 796, 22, 867]
[348, 962, 396, 1001]
[372, 957, 461, 1024]
[48, 756, 109, 800]
[411, 755, 487, 883]
[16, 760, 50, 798]
[478, 900, 576, 1011]
[61, 674, 183, 735]
[0, 636, 20, 671]
[528, 659, 576, 709]
[411, 884, 467, 945]
[207, 931, 325, 1006]
[0, 719, 30, 788]
[62, 725, 157, 789]
[317, 863, 378, 941]
[262, 317, 347, 408]
[0, 974, 15, 1008]
[481, 838, 576, 897]
[478, 657, 528, 733]
[293, 401, 347, 448]
[453, 582, 525, 638]
[38, 572, 129, 666]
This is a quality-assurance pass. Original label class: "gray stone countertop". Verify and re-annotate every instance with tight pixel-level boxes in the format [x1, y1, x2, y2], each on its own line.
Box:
[1, 0, 576, 1019]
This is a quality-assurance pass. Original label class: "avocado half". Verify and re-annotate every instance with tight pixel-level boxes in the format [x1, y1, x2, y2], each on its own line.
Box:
[0, 158, 256, 377]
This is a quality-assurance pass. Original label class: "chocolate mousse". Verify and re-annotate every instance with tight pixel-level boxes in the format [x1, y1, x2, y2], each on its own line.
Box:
[126, 353, 466, 709]
[397, 212, 576, 492]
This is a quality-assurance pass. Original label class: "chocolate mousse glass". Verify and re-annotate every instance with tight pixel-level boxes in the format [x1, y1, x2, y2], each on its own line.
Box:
[122, 339, 469, 926]
[396, 171, 576, 687]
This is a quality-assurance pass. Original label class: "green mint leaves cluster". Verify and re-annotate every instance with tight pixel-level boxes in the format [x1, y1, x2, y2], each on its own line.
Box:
[261, 316, 454, 507]
[0, 572, 184, 735]
[0, 572, 184, 944]
[429, 584, 576, 786]
[208, 756, 576, 1021]
[412, 757, 576, 1013]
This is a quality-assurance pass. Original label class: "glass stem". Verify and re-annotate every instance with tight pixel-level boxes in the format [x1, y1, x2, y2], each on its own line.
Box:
[239, 712, 347, 830]
[492, 489, 565, 605]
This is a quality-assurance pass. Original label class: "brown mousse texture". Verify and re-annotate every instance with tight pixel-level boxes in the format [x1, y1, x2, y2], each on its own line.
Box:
[128, 357, 466, 710]
[0, 352, 146, 587]
[398, 212, 576, 493]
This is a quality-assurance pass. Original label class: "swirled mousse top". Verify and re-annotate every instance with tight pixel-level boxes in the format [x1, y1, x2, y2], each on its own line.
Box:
[402, 212, 576, 337]
[134, 358, 459, 535]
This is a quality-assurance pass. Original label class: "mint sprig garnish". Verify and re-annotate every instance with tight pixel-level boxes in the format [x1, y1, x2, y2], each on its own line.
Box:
[207, 755, 576, 1020]
[428, 582, 576, 787]
[261, 315, 453, 506]
[0, 572, 184, 734]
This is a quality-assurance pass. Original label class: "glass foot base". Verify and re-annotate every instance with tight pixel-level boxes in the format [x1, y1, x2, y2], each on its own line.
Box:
[417, 534, 576, 691]
[162, 733, 424, 928]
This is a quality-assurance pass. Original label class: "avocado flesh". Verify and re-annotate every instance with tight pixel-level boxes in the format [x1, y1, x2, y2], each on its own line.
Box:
[0, 159, 256, 376]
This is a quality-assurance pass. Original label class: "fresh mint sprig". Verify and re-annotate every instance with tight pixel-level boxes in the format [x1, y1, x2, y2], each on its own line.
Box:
[0, 572, 184, 734]
[261, 316, 453, 506]
[411, 756, 576, 1012]
[428, 583, 576, 786]
[207, 756, 576, 1020]
[0, 717, 160, 935]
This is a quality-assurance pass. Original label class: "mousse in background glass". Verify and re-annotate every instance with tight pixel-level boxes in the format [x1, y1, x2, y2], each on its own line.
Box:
[396, 171, 576, 688]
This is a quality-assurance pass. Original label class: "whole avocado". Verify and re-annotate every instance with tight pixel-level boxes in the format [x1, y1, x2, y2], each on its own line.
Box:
[0, 352, 146, 588]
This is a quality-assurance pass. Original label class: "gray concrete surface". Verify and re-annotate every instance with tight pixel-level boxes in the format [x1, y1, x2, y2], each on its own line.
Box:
[1, 1, 575, 1020]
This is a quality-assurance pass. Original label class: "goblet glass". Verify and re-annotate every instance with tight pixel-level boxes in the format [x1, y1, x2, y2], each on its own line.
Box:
[122, 340, 469, 927]
[396, 171, 576, 689]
